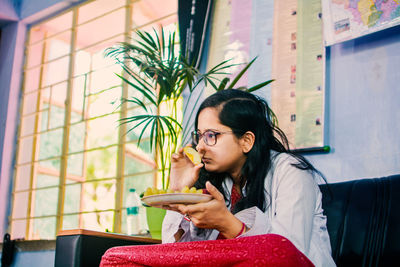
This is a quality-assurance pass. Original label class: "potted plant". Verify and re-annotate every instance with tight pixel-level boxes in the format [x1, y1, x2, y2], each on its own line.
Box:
[106, 28, 272, 238]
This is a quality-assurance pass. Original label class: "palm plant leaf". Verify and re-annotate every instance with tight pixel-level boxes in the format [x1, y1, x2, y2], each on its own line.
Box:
[116, 73, 157, 106]
[217, 77, 230, 91]
[247, 79, 275, 93]
[159, 116, 182, 144]
[227, 57, 257, 89]
[124, 97, 148, 112]
[129, 117, 154, 147]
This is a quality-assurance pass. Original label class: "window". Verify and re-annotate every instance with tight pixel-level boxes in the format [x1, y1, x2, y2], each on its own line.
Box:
[11, 0, 177, 240]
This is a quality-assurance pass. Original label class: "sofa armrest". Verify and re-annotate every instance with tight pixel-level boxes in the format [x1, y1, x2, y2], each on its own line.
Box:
[55, 229, 161, 267]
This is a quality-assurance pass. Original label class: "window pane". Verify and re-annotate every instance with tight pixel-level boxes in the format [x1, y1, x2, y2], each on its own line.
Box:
[26, 41, 45, 69]
[78, 0, 126, 25]
[64, 183, 82, 214]
[15, 165, 31, 191]
[29, 26, 45, 44]
[124, 145, 155, 175]
[44, 32, 72, 62]
[38, 158, 61, 175]
[69, 122, 86, 154]
[85, 147, 117, 180]
[87, 72, 121, 118]
[86, 114, 119, 150]
[38, 128, 63, 160]
[42, 56, 70, 87]
[74, 50, 91, 77]
[81, 180, 116, 212]
[62, 214, 79, 230]
[81, 210, 114, 232]
[12, 192, 29, 219]
[38, 11, 72, 36]
[20, 114, 36, 137]
[31, 217, 56, 240]
[18, 137, 33, 164]
[76, 8, 125, 50]
[89, 66, 121, 97]
[67, 153, 84, 177]
[22, 90, 38, 115]
[131, 0, 177, 28]
[33, 187, 59, 216]
[39, 86, 51, 112]
[11, 219, 27, 239]
[43, 104, 66, 130]
[51, 81, 68, 102]
[71, 75, 88, 123]
[35, 173, 59, 189]
[41, 81, 67, 130]
[135, 15, 177, 33]
[24, 67, 41, 93]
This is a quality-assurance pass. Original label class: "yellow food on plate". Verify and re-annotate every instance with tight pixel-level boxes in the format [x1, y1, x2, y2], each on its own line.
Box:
[181, 186, 190, 193]
[183, 146, 202, 165]
[143, 186, 204, 196]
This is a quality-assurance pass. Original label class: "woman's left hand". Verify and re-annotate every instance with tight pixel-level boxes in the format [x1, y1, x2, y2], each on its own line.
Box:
[169, 181, 244, 238]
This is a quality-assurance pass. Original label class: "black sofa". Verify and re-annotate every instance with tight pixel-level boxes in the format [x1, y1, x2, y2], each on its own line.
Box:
[54, 174, 400, 267]
[319, 174, 400, 266]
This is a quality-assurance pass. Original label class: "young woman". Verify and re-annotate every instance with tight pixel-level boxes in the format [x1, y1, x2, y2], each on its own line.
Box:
[162, 89, 335, 266]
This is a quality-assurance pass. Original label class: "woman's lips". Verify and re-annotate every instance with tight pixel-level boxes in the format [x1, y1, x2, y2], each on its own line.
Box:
[202, 157, 211, 163]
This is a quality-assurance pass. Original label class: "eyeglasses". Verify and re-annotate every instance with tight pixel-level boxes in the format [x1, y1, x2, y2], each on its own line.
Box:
[191, 130, 233, 146]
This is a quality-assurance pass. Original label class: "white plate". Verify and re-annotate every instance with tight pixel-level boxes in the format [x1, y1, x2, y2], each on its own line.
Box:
[141, 193, 212, 208]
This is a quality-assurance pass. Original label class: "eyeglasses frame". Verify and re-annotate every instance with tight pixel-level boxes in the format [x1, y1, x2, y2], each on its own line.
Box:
[191, 129, 233, 146]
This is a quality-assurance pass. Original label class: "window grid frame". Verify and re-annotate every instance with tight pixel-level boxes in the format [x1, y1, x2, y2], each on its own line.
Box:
[11, 0, 178, 240]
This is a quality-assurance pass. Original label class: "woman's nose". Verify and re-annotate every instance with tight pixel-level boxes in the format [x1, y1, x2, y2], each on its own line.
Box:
[196, 138, 206, 154]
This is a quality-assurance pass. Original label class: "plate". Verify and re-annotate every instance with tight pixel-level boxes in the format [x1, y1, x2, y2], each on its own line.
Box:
[141, 193, 212, 208]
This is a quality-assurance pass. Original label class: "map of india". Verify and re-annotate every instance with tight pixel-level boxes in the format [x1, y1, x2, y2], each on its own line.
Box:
[322, 0, 400, 45]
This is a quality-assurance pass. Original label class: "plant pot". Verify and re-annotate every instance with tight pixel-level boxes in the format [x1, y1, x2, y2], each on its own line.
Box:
[145, 206, 166, 240]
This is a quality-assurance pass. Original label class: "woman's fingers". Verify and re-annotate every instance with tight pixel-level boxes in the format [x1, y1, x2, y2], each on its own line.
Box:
[192, 163, 203, 178]
[171, 153, 179, 161]
[206, 181, 224, 201]
[168, 204, 187, 214]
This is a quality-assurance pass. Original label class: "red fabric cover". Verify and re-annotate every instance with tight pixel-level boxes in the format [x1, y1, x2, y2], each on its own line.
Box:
[100, 234, 314, 267]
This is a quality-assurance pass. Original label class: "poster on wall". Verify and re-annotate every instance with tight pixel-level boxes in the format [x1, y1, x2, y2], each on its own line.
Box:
[206, 0, 325, 149]
[322, 0, 400, 46]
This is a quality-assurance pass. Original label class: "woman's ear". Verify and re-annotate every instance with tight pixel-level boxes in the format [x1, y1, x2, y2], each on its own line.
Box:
[240, 131, 255, 153]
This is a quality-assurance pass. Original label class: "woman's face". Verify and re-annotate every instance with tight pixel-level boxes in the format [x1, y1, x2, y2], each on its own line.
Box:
[196, 107, 247, 178]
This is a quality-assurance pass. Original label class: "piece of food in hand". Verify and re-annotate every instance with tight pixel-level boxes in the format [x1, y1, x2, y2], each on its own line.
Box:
[183, 146, 202, 165]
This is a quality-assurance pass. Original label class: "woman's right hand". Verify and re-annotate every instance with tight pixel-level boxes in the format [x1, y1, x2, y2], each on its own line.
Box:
[169, 147, 203, 191]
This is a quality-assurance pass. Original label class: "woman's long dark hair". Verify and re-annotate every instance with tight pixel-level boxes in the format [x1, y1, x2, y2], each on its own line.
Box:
[193, 89, 324, 213]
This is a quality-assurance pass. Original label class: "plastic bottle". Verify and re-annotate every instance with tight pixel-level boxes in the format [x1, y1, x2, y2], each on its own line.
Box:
[126, 188, 141, 235]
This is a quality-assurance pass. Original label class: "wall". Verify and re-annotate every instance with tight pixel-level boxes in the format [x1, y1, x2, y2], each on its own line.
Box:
[0, 0, 18, 25]
[0, 250, 55, 267]
[306, 25, 400, 183]
[19, 0, 86, 24]
[0, 14, 26, 243]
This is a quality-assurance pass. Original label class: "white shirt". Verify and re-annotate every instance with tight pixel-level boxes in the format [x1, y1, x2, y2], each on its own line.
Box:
[162, 152, 336, 267]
